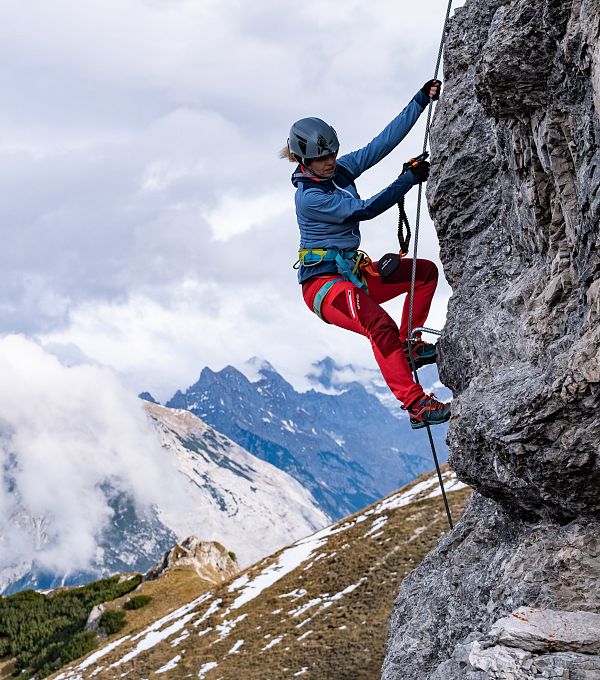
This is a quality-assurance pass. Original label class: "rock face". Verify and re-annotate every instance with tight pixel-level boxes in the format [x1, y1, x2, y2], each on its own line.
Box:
[144, 536, 239, 585]
[468, 607, 600, 677]
[383, 0, 600, 677]
[84, 604, 106, 633]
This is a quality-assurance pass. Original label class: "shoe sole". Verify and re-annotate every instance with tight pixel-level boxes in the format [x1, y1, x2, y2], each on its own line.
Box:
[404, 355, 437, 370]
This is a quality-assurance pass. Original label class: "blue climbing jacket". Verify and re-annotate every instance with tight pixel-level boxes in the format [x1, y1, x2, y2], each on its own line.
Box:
[292, 89, 430, 283]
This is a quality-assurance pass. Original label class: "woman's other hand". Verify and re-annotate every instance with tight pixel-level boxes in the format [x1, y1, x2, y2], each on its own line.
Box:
[421, 79, 442, 101]
[408, 159, 430, 182]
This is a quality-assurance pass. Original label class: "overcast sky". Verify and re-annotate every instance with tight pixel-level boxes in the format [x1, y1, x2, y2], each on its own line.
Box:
[1, 0, 466, 401]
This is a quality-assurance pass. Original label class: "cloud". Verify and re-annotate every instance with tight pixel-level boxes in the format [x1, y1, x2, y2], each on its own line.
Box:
[205, 190, 289, 242]
[0, 335, 190, 574]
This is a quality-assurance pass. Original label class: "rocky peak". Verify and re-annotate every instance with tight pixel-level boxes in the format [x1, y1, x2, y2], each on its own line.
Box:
[145, 536, 239, 585]
[138, 391, 158, 404]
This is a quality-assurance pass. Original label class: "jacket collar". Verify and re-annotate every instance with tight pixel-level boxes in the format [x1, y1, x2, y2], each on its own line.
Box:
[291, 164, 336, 188]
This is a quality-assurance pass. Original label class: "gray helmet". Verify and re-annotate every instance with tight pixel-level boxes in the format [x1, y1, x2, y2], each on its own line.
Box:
[288, 117, 339, 162]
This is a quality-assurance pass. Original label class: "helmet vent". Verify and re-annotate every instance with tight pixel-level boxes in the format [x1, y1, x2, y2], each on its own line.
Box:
[295, 136, 308, 155]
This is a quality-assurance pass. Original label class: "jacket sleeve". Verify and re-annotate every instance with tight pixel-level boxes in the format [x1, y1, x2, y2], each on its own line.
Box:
[299, 173, 417, 224]
[337, 90, 430, 179]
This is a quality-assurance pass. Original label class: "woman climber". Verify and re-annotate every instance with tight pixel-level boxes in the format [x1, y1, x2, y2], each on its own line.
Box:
[283, 80, 450, 429]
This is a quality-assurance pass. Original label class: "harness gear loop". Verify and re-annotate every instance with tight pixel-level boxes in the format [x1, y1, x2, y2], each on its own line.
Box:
[406, 0, 456, 531]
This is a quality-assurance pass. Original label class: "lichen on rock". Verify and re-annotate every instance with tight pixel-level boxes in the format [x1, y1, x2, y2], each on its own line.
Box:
[383, 0, 600, 677]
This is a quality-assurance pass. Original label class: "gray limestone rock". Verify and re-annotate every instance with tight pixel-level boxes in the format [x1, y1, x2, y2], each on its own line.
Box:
[84, 604, 106, 633]
[383, 0, 600, 677]
[144, 535, 239, 584]
[490, 607, 600, 654]
[468, 642, 600, 679]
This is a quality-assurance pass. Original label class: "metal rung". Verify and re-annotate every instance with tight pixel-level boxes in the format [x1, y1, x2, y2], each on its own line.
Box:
[410, 326, 442, 339]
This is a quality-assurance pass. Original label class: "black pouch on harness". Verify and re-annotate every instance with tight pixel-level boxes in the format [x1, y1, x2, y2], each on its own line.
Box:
[377, 252, 401, 278]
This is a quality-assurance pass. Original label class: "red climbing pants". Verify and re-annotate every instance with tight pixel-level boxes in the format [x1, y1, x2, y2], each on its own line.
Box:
[302, 258, 438, 408]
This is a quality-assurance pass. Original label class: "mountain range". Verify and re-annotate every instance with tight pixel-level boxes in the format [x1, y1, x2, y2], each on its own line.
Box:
[164, 357, 450, 520]
[2, 356, 451, 595]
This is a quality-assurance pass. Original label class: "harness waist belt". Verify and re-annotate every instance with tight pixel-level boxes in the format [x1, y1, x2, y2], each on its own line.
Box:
[297, 248, 367, 291]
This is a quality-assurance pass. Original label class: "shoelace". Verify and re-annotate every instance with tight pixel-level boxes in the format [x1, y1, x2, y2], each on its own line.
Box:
[411, 393, 446, 415]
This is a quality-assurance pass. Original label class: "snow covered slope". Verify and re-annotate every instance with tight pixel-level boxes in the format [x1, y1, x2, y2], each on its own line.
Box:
[145, 402, 329, 567]
[1, 403, 328, 593]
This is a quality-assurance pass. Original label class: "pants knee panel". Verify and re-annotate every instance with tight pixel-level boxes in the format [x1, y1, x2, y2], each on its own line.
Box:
[359, 308, 399, 359]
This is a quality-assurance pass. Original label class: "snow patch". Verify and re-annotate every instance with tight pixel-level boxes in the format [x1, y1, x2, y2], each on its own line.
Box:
[295, 579, 367, 627]
[228, 639, 244, 654]
[363, 515, 388, 537]
[280, 419, 296, 433]
[192, 598, 222, 627]
[170, 630, 190, 646]
[213, 613, 248, 641]
[279, 588, 308, 600]
[289, 597, 322, 618]
[113, 612, 196, 667]
[76, 635, 132, 671]
[262, 635, 285, 651]
[427, 478, 468, 496]
[156, 655, 181, 674]
[228, 535, 327, 611]
[198, 661, 219, 678]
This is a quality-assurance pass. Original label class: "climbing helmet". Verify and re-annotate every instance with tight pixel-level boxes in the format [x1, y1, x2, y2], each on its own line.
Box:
[288, 117, 339, 163]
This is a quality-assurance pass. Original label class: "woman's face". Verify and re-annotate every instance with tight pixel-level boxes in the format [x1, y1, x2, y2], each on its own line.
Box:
[308, 152, 337, 178]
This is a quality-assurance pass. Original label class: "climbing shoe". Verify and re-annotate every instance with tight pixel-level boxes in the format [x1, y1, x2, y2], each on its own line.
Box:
[407, 394, 451, 429]
[403, 340, 437, 370]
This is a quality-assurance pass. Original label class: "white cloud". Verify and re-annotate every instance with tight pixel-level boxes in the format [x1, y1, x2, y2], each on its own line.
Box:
[0, 335, 190, 574]
[40, 279, 357, 401]
[205, 190, 289, 242]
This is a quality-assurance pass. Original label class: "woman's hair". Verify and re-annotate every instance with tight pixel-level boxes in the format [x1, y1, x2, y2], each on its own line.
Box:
[280, 145, 301, 163]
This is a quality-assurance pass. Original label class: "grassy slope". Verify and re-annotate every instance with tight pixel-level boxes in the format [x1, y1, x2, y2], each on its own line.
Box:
[0, 568, 220, 680]
[52, 471, 470, 680]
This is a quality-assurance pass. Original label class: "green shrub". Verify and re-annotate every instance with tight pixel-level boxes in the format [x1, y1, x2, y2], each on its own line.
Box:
[0, 573, 141, 677]
[98, 610, 127, 635]
[123, 595, 153, 610]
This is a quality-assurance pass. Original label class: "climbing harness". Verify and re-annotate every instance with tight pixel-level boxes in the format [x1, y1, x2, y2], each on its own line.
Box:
[295, 248, 379, 321]
[295, 248, 368, 291]
[406, 0, 456, 530]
